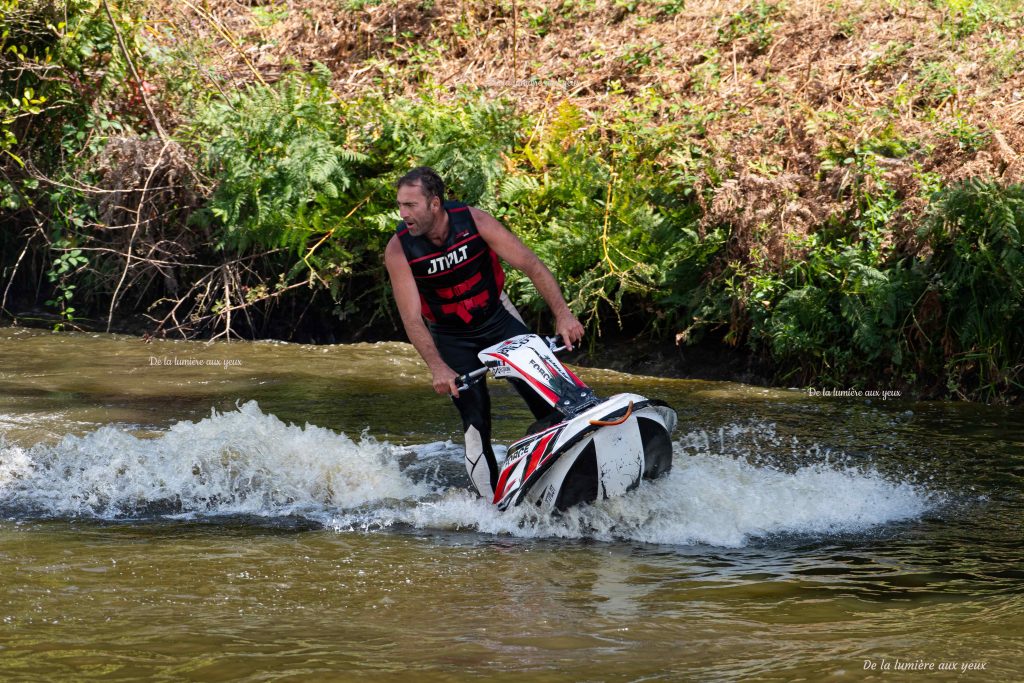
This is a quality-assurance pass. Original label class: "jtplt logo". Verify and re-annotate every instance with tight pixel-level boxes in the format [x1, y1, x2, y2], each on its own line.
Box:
[425, 245, 470, 274]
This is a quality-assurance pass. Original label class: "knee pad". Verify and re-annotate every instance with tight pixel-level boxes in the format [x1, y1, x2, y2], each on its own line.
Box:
[463, 424, 495, 500]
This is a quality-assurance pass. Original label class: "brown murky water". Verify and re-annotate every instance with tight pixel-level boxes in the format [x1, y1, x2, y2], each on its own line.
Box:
[1, 327, 1022, 681]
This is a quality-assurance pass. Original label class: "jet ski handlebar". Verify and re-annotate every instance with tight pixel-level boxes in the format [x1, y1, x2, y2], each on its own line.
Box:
[455, 335, 566, 392]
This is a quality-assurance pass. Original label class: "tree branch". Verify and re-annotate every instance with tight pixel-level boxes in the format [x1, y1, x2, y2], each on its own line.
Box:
[100, 0, 169, 142]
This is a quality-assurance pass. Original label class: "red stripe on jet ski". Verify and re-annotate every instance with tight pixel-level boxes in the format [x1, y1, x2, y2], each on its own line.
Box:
[493, 457, 523, 504]
[524, 430, 558, 480]
[493, 476, 518, 505]
[562, 365, 587, 388]
[542, 358, 587, 389]
[484, 354, 559, 404]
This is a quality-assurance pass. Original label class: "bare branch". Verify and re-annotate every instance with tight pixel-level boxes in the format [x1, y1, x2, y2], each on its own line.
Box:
[99, 0, 169, 142]
[106, 139, 174, 332]
[1, 225, 44, 318]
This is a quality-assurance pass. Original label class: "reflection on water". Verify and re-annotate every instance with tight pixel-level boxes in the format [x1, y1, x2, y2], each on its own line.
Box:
[1, 327, 1022, 680]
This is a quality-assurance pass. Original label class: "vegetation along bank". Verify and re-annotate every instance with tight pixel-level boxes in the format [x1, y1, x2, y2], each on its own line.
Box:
[1, 0, 1022, 402]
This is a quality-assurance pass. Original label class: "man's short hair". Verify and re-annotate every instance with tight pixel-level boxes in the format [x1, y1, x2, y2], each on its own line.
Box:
[396, 166, 445, 203]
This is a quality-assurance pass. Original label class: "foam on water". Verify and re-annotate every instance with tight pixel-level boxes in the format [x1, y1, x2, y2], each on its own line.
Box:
[0, 401, 430, 519]
[0, 402, 935, 546]
[384, 454, 933, 547]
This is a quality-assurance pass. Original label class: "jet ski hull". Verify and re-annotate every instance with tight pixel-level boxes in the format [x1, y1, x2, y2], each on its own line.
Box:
[493, 393, 677, 512]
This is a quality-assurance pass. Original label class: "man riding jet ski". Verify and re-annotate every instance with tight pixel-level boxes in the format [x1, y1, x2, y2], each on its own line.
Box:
[457, 334, 676, 511]
[384, 166, 585, 500]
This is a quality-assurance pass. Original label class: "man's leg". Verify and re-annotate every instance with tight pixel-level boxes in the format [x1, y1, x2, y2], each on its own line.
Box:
[507, 378, 560, 421]
[430, 331, 500, 499]
[434, 301, 564, 499]
[450, 378, 498, 499]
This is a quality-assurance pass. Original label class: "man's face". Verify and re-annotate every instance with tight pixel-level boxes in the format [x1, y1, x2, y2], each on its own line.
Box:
[397, 182, 439, 237]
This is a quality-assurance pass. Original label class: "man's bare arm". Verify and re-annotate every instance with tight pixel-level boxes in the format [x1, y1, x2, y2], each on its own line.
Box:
[384, 236, 461, 396]
[471, 208, 585, 348]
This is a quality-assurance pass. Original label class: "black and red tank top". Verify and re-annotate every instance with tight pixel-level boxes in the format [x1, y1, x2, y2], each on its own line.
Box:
[396, 201, 506, 327]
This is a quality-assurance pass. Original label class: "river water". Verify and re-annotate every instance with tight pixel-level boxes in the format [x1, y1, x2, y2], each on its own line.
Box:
[0, 327, 1021, 681]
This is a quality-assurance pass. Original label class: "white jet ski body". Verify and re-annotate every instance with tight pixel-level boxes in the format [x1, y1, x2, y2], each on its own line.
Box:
[464, 334, 676, 512]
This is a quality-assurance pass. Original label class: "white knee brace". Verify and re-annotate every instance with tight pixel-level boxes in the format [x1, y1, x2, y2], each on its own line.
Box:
[463, 425, 494, 500]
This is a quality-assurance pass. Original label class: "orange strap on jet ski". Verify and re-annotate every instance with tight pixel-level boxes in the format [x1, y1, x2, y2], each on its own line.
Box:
[589, 400, 633, 426]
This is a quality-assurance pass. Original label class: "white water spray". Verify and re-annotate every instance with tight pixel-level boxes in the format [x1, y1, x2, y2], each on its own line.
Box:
[0, 401, 429, 518]
[0, 403, 934, 546]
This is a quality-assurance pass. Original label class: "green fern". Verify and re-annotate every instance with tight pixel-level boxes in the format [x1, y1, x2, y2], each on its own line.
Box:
[919, 179, 1024, 399]
[193, 65, 367, 254]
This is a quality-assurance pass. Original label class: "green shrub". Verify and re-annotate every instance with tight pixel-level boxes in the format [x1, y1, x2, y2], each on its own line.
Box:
[918, 179, 1024, 399]
[494, 104, 716, 336]
[1, 0, 151, 326]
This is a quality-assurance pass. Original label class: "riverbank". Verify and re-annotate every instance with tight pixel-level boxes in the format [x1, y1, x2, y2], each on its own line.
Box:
[2, 0, 1022, 402]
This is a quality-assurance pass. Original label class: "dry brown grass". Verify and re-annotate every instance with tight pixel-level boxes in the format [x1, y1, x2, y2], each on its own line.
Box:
[143, 0, 1024, 265]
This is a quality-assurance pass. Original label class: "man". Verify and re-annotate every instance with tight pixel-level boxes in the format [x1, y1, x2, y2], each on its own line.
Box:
[384, 166, 585, 500]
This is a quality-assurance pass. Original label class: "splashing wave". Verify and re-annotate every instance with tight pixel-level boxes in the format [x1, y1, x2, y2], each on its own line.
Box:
[0, 401, 429, 519]
[0, 402, 935, 546]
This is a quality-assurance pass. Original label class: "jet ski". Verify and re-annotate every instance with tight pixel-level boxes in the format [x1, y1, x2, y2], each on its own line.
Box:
[456, 334, 676, 512]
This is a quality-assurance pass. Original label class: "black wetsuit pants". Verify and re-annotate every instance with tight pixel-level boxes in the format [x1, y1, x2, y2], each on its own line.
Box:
[431, 304, 555, 497]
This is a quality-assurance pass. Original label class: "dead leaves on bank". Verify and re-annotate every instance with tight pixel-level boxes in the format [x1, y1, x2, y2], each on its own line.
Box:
[143, 1, 1023, 266]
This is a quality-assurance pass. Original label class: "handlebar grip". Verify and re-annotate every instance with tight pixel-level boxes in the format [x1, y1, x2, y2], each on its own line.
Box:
[545, 335, 568, 353]
[455, 366, 489, 393]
